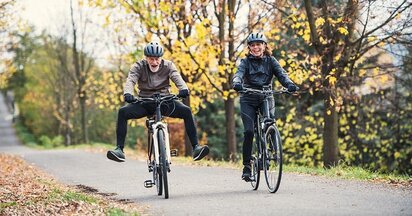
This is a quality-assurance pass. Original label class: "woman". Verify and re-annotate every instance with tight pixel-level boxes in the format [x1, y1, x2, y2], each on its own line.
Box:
[232, 33, 298, 181]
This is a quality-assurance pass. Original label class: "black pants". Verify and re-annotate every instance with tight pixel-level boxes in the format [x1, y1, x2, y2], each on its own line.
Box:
[116, 100, 198, 149]
[240, 94, 275, 166]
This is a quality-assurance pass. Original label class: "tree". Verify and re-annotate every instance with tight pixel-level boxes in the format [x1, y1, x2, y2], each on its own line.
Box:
[0, 0, 17, 89]
[303, 0, 412, 166]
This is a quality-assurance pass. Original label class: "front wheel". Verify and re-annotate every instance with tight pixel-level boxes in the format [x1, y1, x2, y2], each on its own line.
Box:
[263, 124, 283, 193]
[158, 129, 169, 199]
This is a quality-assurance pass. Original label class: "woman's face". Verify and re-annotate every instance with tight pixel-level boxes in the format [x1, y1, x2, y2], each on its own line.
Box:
[248, 42, 266, 57]
[146, 56, 162, 72]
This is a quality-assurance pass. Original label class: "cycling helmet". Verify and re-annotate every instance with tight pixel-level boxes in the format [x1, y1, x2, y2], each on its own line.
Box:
[247, 32, 267, 44]
[144, 42, 164, 57]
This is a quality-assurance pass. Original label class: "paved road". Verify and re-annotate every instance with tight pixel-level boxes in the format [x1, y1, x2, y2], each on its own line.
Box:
[1, 93, 411, 216]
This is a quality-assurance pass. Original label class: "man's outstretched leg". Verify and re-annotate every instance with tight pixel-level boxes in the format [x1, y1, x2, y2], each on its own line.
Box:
[107, 104, 148, 162]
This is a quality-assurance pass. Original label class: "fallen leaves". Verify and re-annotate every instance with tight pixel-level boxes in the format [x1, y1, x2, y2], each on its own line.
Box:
[0, 154, 147, 215]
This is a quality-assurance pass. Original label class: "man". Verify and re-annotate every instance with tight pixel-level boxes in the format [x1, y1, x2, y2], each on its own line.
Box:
[107, 42, 209, 162]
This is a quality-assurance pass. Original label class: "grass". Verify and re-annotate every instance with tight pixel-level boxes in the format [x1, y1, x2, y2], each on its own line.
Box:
[47, 188, 98, 204]
[0, 202, 17, 209]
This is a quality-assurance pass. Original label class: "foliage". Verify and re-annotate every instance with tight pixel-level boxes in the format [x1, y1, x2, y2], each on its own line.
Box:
[0, 154, 143, 215]
[38, 135, 64, 148]
[196, 99, 243, 160]
[0, 0, 18, 89]
[3, 1, 411, 175]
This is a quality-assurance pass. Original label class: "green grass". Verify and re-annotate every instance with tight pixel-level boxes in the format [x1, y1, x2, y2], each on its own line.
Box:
[0, 202, 17, 209]
[284, 163, 410, 183]
[47, 188, 98, 204]
[62, 191, 99, 203]
[107, 208, 139, 216]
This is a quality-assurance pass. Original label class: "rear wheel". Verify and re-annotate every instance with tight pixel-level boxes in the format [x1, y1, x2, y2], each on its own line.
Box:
[155, 163, 162, 195]
[250, 131, 261, 190]
[150, 136, 162, 196]
[158, 129, 169, 199]
[263, 125, 282, 193]
[250, 156, 260, 190]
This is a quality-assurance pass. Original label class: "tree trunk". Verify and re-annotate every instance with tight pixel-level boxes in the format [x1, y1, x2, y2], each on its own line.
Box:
[64, 105, 72, 146]
[225, 98, 236, 160]
[183, 96, 192, 156]
[79, 93, 88, 143]
[70, 0, 88, 143]
[323, 93, 339, 167]
[226, 0, 237, 161]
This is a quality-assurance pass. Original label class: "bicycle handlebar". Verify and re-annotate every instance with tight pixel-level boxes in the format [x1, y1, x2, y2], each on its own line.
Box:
[238, 87, 292, 95]
[131, 94, 179, 104]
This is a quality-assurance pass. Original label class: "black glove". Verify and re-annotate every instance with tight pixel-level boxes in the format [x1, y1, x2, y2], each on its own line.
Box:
[124, 93, 135, 103]
[177, 89, 189, 98]
[287, 84, 299, 92]
[232, 82, 243, 92]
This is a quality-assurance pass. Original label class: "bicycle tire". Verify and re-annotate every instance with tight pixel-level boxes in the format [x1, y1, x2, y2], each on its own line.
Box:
[152, 137, 162, 196]
[263, 124, 283, 193]
[250, 155, 260, 190]
[158, 129, 169, 199]
[250, 129, 261, 190]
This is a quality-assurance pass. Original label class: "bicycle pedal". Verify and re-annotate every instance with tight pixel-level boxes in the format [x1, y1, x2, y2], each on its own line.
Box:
[144, 180, 154, 188]
[170, 149, 178, 157]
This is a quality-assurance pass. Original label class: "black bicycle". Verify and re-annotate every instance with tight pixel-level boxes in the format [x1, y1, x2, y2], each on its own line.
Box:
[239, 86, 291, 193]
[134, 93, 179, 199]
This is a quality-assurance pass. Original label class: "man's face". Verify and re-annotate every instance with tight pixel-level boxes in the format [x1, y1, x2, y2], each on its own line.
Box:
[146, 56, 162, 72]
[248, 42, 266, 57]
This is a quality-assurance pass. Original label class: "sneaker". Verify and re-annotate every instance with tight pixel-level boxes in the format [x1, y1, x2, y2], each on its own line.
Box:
[242, 165, 252, 182]
[192, 145, 209, 161]
[107, 146, 125, 162]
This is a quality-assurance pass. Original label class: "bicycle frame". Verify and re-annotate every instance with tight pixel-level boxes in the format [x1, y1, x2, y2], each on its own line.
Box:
[151, 121, 171, 167]
[138, 94, 178, 198]
[239, 86, 289, 193]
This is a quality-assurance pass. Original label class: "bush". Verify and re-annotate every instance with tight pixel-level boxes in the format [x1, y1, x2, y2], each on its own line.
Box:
[38, 135, 64, 148]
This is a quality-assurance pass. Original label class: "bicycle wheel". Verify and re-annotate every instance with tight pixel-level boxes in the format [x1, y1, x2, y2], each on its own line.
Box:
[152, 139, 162, 196]
[158, 129, 169, 199]
[250, 155, 260, 190]
[250, 131, 261, 190]
[263, 124, 282, 193]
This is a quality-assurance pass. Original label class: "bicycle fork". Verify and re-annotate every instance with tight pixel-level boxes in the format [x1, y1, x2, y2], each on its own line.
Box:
[144, 122, 172, 188]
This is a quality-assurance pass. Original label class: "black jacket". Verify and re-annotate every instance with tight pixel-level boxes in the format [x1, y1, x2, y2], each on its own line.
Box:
[233, 55, 294, 88]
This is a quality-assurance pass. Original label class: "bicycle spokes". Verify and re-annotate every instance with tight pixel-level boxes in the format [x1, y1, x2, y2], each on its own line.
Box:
[264, 126, 283, 193]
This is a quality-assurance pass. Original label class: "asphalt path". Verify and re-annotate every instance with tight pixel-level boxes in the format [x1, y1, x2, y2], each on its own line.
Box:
[0, 93, 411, 216]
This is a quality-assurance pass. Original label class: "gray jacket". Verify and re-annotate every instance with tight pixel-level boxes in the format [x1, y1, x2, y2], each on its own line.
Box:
[124, 59, 188, 97]
[233, 55, 294, 88]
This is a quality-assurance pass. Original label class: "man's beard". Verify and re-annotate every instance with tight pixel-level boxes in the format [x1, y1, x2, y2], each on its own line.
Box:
[149, 65, 160, 72]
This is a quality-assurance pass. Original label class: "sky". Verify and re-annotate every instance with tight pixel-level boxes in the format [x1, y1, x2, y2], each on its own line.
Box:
[17, 0, 410, 68]
[20, 0, 70, 34]
[18, 0, 123, 68]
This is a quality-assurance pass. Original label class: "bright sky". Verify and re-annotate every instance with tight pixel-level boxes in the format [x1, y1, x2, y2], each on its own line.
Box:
[18, 0, 122, 67]
[20, 0, 70, 34]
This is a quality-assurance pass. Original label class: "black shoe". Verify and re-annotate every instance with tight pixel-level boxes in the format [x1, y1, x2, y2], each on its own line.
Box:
[242, 165, 252, 182]
[107, 147, 125, 162]
[192, 145, 209, 161]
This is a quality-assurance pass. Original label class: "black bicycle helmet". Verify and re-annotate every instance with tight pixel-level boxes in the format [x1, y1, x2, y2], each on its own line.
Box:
[144, 42, 164, 57]
[247, 32, 267, 44]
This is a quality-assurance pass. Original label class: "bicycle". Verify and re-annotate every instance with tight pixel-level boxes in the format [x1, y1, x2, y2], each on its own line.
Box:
[239, 86, 291, 193]
[134, 93, 180, 199]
